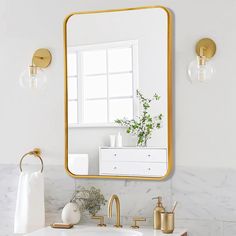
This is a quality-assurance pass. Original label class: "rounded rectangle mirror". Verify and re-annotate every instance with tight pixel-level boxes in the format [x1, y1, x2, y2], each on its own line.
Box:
[64, 6, 173, 180]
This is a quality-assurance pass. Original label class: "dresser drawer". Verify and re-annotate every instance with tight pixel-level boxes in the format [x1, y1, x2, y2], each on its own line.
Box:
[100, 148, 167, 163]
[99, 161, 168, 177]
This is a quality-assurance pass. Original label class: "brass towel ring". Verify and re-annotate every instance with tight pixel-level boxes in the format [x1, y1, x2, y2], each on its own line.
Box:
[19, 148, 44, 173]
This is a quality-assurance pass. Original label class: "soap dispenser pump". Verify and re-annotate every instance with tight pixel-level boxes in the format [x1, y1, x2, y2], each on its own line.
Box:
[152, 196, 165, 230]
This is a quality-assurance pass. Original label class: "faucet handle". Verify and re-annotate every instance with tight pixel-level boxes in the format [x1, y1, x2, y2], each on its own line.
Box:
[91, 215, 106, 227]
[131, 217, 146, 229]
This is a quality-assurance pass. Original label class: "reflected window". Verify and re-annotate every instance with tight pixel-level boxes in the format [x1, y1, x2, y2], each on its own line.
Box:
[67, 40, 138, 126]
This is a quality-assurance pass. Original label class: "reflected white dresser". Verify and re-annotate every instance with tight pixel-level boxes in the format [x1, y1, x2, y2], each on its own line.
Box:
[99, 147, 167, 177]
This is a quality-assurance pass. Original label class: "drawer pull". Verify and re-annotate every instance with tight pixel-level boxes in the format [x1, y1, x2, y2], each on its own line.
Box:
[113, 166, 117, 170]
[114, 153, 117, 157]
[147, 154, 151, 157]
[148, 168, 151, 171]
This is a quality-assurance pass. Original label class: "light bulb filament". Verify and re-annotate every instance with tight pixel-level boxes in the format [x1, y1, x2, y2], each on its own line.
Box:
[29, 65, 38, 77]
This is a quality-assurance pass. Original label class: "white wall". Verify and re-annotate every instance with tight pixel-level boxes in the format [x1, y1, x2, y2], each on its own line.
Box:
[0, 0, 236, 169]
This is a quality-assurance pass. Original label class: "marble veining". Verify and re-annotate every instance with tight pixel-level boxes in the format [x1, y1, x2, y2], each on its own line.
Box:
[172, 167, 236, 222]
[1, 164, 236, 236]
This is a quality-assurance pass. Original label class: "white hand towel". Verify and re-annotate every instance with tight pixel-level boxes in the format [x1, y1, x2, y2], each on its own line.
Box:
[14, 171, 45, 234]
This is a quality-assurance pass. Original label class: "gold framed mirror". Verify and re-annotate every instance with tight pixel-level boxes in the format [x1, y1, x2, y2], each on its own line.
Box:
[64, 6, 173, 180]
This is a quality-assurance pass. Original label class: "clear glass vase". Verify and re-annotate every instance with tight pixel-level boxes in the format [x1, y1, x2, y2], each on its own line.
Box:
[137, 139, 148, 147]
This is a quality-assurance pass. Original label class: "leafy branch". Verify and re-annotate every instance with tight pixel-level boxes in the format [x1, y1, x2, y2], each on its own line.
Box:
[115, 90, 163, 146]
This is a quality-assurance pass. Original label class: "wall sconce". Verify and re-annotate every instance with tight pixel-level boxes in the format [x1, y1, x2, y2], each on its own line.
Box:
[20, 48, 52, 89]
[188, 38, 216, 82]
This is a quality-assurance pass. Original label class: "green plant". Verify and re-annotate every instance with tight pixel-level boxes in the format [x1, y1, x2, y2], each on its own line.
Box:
[115, 90, 163, 146]
[70, 186, 107, 216]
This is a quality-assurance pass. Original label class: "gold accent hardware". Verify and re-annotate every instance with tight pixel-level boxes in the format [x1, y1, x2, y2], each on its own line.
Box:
[32, 148, 41, 156]
[131, 217, 146, 229]
[29, 65, 37, 77]
[19, 148, 43, 173]
[161, 212, 175, 234]
[108, 194, 122, 228]
[64, 6, 173, 181]
[91, 215, 106, 227]
[153, 196, 165, 230]
[20, 48, 52, 89]
[51, 223, 73, 229]
[32, 48, 52, 68]
[195, 38, 216, 60]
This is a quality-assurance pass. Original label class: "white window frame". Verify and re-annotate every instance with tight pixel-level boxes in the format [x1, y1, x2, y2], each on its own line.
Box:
[68, 40, 139, 128]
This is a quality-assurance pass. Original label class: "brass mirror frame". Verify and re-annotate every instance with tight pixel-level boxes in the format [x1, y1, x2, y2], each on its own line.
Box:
[64, 6, 173, 180]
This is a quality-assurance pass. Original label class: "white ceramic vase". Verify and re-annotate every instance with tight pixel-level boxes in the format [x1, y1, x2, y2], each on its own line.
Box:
[61, 202, 81, 225]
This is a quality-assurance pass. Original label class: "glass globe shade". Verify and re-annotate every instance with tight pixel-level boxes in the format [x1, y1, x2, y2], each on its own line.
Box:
[188, 56, 214, 82]
[19, 66, 47, 89]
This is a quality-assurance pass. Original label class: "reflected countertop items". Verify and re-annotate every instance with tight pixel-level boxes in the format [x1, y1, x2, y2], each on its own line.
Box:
[68, 154, 89, 175]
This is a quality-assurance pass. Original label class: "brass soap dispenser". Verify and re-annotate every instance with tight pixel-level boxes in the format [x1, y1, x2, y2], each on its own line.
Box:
[153, 196, 165, 230]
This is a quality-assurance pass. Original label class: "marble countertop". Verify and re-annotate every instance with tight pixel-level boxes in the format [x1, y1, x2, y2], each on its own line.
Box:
[25, 225, 187, 236]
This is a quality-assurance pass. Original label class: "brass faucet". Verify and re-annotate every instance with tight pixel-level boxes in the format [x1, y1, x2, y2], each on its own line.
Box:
[107, 194, 122, 228]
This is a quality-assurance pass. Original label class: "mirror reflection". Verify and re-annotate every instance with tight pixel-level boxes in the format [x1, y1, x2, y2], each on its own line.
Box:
[65, 7, 172, 179]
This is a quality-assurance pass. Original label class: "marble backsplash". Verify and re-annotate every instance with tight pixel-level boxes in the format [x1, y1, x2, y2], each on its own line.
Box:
[1, 164, 236, 236]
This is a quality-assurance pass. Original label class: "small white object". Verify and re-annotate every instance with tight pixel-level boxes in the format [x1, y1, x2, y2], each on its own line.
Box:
[116, 132, 123, 147]
[61, 202, 81, 225]
[68, 154, 89, 175]
[109, 135, 116, 147]
[14, 171, 45, 234]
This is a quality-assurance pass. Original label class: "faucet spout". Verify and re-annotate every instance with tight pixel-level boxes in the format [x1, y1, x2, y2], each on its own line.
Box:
[107, 194, 122, 228]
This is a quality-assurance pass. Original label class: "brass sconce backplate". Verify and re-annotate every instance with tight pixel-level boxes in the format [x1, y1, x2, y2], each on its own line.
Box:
[195, 38, 216, 59]
[32, 48, 52, 68]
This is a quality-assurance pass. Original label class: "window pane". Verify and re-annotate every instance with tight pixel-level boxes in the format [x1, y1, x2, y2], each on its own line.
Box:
[84, 100, 107, 124]
[109, 98, 133, 122]
[68, 77, 77, 100]
[68, 101, 78, 124]
[67, 53, 77, 76]
[109, 73, 133, 97]
[108, 48, 132, 73]
[82, 50, 106, 74]
[84, 75, 107, 99]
